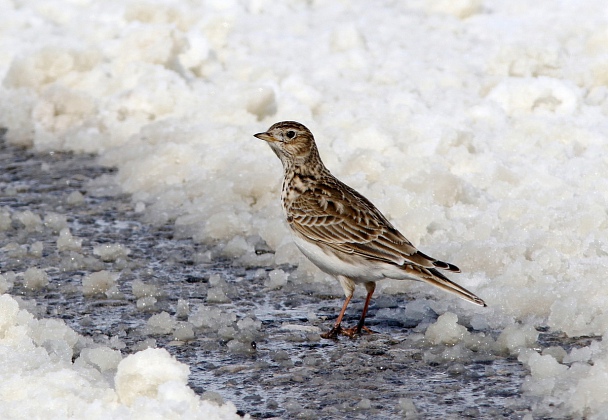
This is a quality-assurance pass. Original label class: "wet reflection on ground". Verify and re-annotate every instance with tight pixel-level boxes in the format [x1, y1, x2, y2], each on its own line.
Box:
[0, 138, 540, 418]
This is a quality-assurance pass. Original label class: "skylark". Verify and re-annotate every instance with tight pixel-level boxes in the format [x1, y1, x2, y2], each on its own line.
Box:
[254, 121, 486, 339]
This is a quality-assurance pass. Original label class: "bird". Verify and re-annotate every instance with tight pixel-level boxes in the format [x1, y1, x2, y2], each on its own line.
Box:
[254, 121, 486, 339]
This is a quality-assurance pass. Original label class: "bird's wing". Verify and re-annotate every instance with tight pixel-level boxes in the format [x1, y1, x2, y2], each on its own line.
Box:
[287, 176, 459, 272]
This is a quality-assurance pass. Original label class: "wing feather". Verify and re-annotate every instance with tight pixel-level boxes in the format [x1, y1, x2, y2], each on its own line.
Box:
[287, 175, 454, 270]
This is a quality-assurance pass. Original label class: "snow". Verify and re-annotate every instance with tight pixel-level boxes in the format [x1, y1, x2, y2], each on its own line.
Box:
[1, 0, 608, 417]
[0, 294, 243, 419]
[93, 243, 131, 262]
[57, 227, 83, 252]
[82, 270, 119, 297]
[22, 267, 49, 291]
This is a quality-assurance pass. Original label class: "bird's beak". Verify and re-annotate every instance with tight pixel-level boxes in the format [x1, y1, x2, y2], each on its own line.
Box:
[254, 132, 275, 142]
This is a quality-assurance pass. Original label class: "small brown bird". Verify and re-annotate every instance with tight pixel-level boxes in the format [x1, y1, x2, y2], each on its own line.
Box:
[254, 121, 485, 339]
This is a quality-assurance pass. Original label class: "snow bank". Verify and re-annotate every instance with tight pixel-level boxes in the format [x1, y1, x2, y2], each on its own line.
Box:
[1, 0, 608, 416]
[0, 294, 244, 419]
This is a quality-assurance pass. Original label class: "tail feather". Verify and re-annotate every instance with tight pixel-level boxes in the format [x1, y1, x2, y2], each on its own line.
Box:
[415, 251, 461, 273]
[432, 260, 461, 273]
[405, 265, 486, 307]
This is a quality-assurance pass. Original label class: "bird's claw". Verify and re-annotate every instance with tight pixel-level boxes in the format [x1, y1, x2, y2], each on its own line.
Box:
[320, 325, 343, 339]
[321, 325, 375, 339]
[341, 325, 375, 338]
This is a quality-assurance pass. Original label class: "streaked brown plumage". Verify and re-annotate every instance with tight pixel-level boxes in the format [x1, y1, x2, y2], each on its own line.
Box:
[254, 121, 485, 338]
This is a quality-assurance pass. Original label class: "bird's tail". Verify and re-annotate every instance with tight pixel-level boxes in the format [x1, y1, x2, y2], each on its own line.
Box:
[405, 264, 486, 307]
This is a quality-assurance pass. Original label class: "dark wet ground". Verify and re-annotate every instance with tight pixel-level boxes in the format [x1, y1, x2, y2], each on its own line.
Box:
[0, 135, 559, 419]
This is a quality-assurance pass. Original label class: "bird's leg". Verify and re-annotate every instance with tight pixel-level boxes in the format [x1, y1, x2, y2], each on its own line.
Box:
[342, 282, 376, 337]
[357, 282, 376, 333]
[320, 294, 352, 339]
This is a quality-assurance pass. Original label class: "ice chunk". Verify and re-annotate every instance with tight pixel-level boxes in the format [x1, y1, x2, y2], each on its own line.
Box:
[2, 243, 25, 261]
[66, 191, 85, 205]
[29, 241, 43, 258]
[132, 338, 157, 352]
[30, 318, 79, 349]
[60, 251, 104, 272]
[202, 390, 224, 406]
[496, 324, 539, 355]
[3, 242, 27, 259]
[237, 317, 261, 333]
[93, 243, 131, 262]
[355, 398, 371, 410]
[114, 348, 190, 405]
[563, 345, 594, 364]
[221, 235, 250, 258]
[227, 339, 256, 354]
[136, 297, 157, 311]
[57, 228, 83, 252]
[526, 352, 568, 380]
[280, 324, 321, 333]
[265, 269, 288, 290]
[132, 279, 160, 298]
[173, 322, 195, 341]
[208, 274, 226, 287]
[188, 305, 236, 330]
[43, 212, 68, 233]
[218, 326, 237, 340]
[82, 271, 118, 296]
[398, 398, 420, 418]
[0, 273, 15, 294]
[425, 312, 468, 345]
[145, 312, 176, 335]
[570, 356, 608, 414]
[80, 347, 123, 372]
[207, 287, 230, 303]
[22, 267, 49, 290]
[542, 346, 568, 364]
[0, 295, 21, 335]
[13, 210, 42, 232]
[0, 207, 11, 231]
[175, 299, 190, 318]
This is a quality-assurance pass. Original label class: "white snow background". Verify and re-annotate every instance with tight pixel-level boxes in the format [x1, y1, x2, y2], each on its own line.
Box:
[2, 0, 608, 417]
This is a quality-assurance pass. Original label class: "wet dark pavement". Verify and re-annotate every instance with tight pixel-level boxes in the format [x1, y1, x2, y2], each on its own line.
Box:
[0, 136, 539, 419]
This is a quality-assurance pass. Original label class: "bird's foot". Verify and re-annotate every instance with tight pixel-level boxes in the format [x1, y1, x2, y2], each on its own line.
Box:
[341, 325, 375, 338]
[320, 325, 343, 339]
[321, 324, 376, 339]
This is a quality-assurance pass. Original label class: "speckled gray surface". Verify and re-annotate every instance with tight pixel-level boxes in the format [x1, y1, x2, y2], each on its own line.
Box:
[0, 137, 547, 419]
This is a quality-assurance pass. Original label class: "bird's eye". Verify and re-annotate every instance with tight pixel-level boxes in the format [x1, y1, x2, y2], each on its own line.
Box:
[285, 130, 296, 139]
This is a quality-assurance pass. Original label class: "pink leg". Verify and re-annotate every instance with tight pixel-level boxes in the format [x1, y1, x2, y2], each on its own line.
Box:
[320, 294, 352, 339]
[357, 282, 376, 333]
[342, 282, 376, 337]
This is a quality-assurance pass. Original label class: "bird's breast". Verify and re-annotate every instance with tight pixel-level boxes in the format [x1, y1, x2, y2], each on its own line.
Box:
[281, 174, 310, 209]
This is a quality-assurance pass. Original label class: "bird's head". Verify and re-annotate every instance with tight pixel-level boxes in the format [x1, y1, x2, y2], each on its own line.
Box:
[254, 121, 320, 169]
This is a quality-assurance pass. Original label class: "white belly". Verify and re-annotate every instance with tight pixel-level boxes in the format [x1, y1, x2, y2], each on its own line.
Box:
[292, 235, 418, 284]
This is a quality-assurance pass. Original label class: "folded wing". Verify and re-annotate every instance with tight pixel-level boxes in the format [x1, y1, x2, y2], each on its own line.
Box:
[287, 176, 457, 271]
